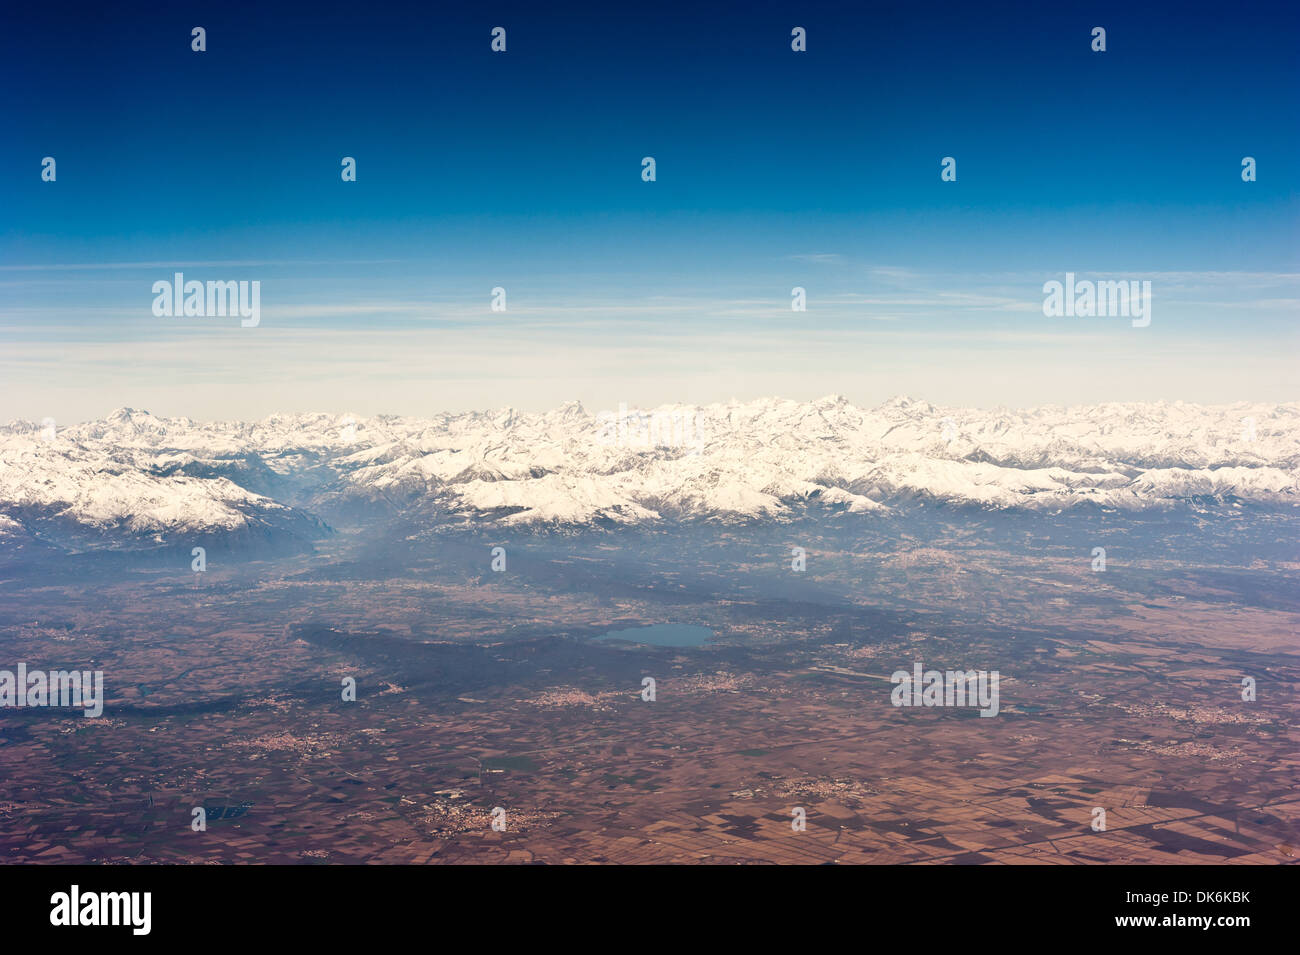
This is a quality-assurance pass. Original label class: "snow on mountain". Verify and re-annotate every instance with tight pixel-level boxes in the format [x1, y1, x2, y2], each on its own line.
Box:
[1, 397, 1296, 540]
[0, 426, 326, 547]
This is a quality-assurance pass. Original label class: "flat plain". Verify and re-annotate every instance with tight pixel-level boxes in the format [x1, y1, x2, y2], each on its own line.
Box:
[1, 510, 1296, 864]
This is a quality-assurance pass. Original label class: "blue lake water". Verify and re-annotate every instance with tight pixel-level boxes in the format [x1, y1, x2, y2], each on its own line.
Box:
[594, 624, 715, 647]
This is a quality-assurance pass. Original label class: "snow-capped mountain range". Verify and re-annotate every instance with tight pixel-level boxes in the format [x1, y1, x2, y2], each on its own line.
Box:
[1, 397, 1296, 547]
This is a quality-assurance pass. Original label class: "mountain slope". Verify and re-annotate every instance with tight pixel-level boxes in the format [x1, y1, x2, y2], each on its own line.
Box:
[1, 398, 1295, 546]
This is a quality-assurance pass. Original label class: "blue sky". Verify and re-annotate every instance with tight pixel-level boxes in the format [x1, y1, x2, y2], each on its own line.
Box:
[1, 0, 1296, 421]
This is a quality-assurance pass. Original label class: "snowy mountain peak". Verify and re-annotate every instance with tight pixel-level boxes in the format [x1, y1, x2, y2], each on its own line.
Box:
[2, 397, 1296, 540]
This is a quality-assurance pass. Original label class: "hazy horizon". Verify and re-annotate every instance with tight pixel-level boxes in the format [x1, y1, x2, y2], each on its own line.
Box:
[8, 387, 1300, 430]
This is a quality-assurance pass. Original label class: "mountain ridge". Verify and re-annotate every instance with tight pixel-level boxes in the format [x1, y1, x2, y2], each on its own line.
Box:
[2, 396, 1296, 547]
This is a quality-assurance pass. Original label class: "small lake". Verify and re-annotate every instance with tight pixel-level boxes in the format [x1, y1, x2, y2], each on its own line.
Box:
[594, 624, 715, 647]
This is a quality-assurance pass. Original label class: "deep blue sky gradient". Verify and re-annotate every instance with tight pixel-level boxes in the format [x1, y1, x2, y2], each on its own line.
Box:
[1, 0, 1296, 418]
